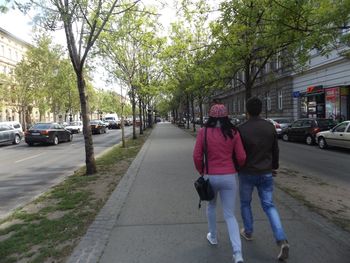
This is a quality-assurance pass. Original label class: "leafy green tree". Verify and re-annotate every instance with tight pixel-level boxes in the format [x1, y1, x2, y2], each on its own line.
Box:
[14, 0, 141, 174]
[97, 2, 163, 142]
[10, 35, 60, 127]
[211, 0, 350, 101]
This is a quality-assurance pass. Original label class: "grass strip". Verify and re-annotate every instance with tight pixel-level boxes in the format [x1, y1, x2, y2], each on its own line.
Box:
[0, 130, 150, 263]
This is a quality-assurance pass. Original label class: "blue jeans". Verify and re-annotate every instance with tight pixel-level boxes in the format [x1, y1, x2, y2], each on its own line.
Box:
[238, 173, 287, 242]
[205, 174, 241, 254]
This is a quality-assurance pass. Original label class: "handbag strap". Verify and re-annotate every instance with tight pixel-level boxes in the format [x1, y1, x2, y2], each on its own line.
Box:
[202, 127, 209, 176]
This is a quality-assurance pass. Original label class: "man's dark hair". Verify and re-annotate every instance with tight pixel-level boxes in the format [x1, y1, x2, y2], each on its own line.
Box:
[246, 97, 262, 116]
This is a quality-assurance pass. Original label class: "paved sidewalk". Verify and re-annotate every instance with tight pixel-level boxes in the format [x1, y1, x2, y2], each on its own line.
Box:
[68, 123, 350, 263]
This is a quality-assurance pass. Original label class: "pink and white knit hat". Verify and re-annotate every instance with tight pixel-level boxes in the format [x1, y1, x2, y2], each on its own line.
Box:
[209, 104, 228, 118]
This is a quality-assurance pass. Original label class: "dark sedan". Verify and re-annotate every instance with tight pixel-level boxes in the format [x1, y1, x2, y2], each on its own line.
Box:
[25, 123, 73, 146]
[90, 120, 107, 134]
[0, 124, 22, 145]
[282, 118, 337, 145]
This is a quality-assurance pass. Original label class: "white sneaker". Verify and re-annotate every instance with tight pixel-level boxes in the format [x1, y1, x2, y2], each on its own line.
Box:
[206, 232, 218, 245]
[233, 252, 244, 263]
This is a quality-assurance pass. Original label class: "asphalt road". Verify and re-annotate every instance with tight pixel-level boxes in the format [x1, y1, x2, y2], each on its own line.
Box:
[0, 127, 133, 220]
[279, 140, 350, 185]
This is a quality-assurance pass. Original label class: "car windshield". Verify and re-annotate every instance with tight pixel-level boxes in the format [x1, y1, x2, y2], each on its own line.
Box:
[69, 122, 81, 126]
[90, 121, 100, 125]
[274, 119, 291, 124]
[317, 119, 336, 127]
[105, 117, 114, 120]
[31, 123, 52, 129]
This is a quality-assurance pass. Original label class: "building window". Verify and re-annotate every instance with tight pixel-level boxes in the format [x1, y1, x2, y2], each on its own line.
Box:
[266, 92, 271, 111]
[237, 99, 241, 113]
[278, 90, 283, 110]
[233, 100, 236, 113]
[0, 45, 4, 56]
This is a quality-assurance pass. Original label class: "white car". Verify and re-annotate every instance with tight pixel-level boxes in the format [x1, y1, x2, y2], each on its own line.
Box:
[316, 121, 350, 149]
[65, 121, 83, 134]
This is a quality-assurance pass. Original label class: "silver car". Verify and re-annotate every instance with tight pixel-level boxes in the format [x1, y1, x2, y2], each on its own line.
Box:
[316, 121, 350, 149]
[0, 124, 22, 145]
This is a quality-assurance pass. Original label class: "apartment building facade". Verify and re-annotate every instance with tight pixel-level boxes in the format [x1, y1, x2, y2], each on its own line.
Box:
[0, 27, 65, 127]
[212, 48, 350, 122]
[0, 27, 30, 123]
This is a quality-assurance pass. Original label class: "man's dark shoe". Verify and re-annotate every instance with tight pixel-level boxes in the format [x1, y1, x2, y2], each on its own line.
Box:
[240, 228, 253, 241]
[277, 240, 289, 261]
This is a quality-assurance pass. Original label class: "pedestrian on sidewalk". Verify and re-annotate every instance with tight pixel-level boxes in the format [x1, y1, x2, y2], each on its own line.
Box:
[237, 97, 290, 261]
[193, 103, 246, 263]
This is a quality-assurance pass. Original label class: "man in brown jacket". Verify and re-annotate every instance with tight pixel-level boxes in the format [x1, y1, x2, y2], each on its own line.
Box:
[238, 97, 289, 261]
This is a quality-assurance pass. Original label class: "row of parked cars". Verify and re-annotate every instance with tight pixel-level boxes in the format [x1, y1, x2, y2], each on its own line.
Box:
[266, 117, 350, 150]
[0, 119, 111, 147]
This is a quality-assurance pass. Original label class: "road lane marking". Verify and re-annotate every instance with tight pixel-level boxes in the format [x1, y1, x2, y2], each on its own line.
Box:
[15, 153, 45, 163]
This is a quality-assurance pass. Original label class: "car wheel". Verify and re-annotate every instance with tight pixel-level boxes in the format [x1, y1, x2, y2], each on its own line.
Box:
[305, 135, 314, 145]
[318, 137, 327, 149]
[53, 136, 59, 145]
[282, 133, 289, 141]
[13, 134, 21, 145]
[77, 129, 80, 133]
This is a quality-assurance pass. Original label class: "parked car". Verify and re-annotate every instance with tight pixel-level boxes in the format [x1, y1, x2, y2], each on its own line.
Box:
[268, 118, 293, 130]
[266, 118, 292, 137]
[316, 121, 350, 149]
[65, 121, 83, 134]
[90, 120, 107, 134]
[104, 113, 121, 129]
[0, 123, 22, 145]
[266, 119, 283, 137]
[0, 121, 24, 137]
[58, 121, 69, 127]
[25, 122, 73, 146]
[123, 117, 132, 126]
[282, 118, 337, 145]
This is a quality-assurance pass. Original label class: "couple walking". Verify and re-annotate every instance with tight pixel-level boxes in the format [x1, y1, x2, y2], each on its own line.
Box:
[193, 97, 289, 262]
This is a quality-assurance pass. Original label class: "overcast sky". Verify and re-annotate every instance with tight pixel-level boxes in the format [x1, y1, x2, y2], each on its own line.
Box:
[0, 1, 220, 91]
[0, 1, 178, 91]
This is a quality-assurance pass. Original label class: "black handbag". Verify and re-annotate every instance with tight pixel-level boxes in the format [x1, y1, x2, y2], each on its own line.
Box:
[194, 127, 214, 208]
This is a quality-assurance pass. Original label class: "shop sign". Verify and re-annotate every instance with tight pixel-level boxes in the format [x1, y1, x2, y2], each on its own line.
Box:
[325, 87, 339, 102]
[292, 91, 300, 98]
[307, 85, 323, 94]
[325, 87, 340, 119]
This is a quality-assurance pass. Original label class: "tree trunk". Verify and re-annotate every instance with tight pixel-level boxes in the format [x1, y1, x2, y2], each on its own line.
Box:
[131, 85, 137, 139]
[186, 95, 190, 129]
[77, 71, 96, 175]
[245, 62, 252, 101]
[121, 103, 125, 148]
[191, 96, 196, 132]
[142, 101, 146, 130]
[199, 97, 203, 127]
[139, 97, 143, 135]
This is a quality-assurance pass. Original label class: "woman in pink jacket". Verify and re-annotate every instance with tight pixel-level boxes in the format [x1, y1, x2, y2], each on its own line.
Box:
[193, 104, 246, 263]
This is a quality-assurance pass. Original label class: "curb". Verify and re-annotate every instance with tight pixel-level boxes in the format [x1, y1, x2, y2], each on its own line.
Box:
[66, 131, 153, 263]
